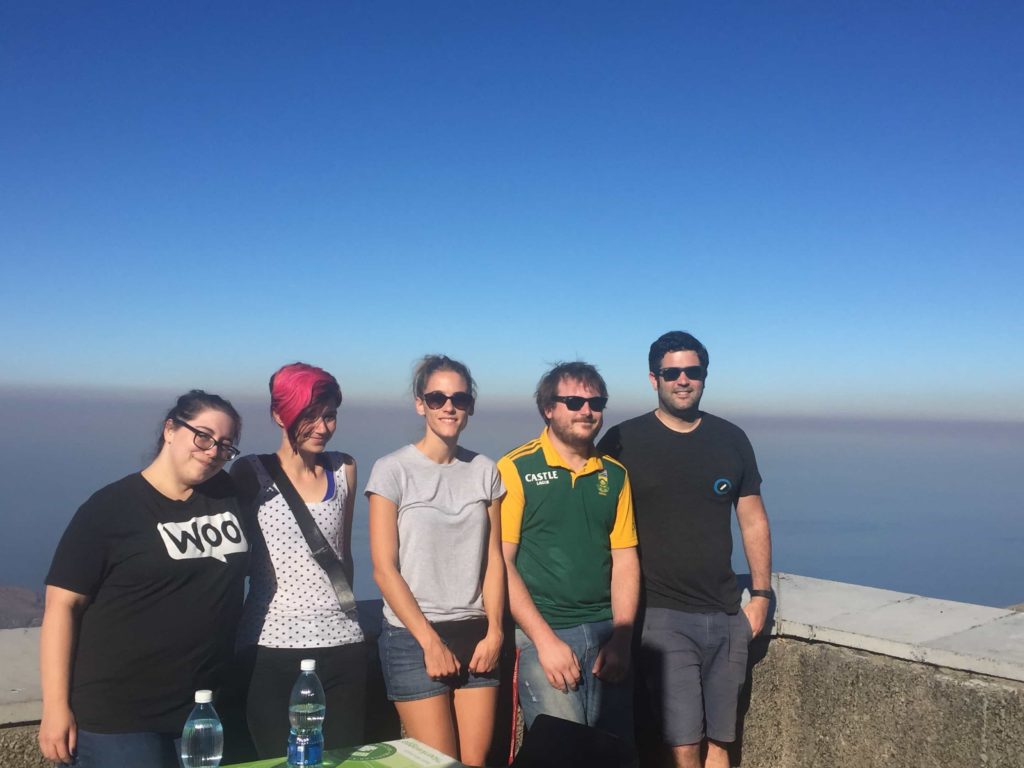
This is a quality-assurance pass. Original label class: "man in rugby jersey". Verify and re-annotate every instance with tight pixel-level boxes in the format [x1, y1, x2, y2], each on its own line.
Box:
[499, 361, 640, 765]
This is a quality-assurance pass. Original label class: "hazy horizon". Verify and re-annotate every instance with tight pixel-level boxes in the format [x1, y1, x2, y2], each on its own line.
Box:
[3, 382, 1022, 427]
[3, 389, 1022, 611]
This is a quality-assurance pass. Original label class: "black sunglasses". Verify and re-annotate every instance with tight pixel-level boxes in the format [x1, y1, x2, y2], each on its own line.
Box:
[552, 395, 608, 412]
[655, 366, 706, 382]
[422, 391, 475, 411]
[172, 418, 240, 460]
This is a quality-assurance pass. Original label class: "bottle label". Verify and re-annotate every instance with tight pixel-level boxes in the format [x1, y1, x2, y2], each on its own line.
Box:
[288, 733, 323, 766]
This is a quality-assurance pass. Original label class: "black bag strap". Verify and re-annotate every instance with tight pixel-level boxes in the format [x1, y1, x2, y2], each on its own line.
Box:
[258, 454, 357, 615]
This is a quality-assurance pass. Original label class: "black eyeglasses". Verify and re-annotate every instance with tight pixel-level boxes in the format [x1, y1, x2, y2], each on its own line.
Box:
[422, 391, 475, 411]
[552, 395, 608, 412]
[172, 418, 240, 460]
[655, 366, 706, 382]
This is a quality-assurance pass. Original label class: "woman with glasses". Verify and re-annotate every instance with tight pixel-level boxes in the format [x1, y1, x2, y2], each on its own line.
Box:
[367, 355, 506, 767]
[39, 390, 248, 768]
[232, 362, 367, 758]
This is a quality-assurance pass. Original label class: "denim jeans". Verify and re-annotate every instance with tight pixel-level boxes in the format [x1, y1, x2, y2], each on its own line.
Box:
[515, 620, 635, 763]
[65, 730, 180, 768]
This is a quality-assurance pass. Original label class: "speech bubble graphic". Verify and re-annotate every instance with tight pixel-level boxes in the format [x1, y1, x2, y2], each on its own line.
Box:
[157, 510, 249, 563]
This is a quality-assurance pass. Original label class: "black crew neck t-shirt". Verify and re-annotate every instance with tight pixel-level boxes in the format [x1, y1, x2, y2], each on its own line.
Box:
[46, 471, 250, 734]
[598, 411, 761, 614]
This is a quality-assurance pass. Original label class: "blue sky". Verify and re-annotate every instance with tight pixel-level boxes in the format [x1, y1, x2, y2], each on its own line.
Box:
[3, 2, 1022, 419]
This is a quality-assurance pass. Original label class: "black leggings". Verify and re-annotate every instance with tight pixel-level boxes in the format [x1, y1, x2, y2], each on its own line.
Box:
[243, 643, 368, 759]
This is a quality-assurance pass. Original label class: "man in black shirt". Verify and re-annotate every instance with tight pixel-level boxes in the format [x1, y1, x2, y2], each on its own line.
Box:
[598, 331, 772, 768]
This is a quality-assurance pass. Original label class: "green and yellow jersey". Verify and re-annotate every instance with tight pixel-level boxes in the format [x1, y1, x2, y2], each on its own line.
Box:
[498, 428, 637, 629]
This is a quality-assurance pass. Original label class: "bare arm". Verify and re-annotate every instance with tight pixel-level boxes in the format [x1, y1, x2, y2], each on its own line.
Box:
[592, 546, 640, 682]
[469, 498, 506, 673]
[368, 493, 458, 678]
[502, 541, 581, 690]
[736, 494, 772, 637]
[38, 586, 90, 764]
[341, 459, 357, 586]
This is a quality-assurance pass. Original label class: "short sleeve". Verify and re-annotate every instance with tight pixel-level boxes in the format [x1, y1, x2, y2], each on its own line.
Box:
[609, 471, 639, 549]
[45, 497, 110, 597]
[497, 456, 525, 544]
[488, 462, 506, 503]
[365, 454, 403, 506]
[735, 430, 762, 497]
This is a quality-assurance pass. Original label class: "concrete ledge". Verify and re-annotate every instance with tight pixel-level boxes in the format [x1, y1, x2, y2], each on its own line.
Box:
[6, 578, 1024, 768]
[8, 575, 1024, 723]
[0, 602, 397, 727]
[739, 637, 1024, 768]
[0, 627, 41, 723]
[769, 572, 1024, 682]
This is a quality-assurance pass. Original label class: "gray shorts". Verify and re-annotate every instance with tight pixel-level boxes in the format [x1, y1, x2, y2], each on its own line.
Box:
[640, 607, 751, 745]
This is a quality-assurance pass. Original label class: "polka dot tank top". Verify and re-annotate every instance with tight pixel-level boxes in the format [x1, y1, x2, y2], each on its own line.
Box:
[237, 452, 364, 648]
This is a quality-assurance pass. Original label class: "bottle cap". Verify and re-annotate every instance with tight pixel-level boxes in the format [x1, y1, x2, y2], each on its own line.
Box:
[194, 690, 213, 704]
[300, 659, 316, 672]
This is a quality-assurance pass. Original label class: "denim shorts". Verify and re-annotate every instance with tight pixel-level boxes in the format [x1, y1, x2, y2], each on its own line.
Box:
[378, 618, 500, 702]
[640, 608, 751, 745]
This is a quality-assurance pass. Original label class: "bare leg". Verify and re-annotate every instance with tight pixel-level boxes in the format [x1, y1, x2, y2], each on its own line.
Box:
[704, 739, 731, 768]
[394, 694, 457, 759]
[451, 686, 499, 767]
[671, 742, 702, 768]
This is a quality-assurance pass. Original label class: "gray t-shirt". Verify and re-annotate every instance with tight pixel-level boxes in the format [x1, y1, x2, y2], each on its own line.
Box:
[365, 444, 505, 627]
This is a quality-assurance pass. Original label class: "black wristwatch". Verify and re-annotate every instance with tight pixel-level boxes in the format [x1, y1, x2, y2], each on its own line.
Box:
[749, 589, 772, 599]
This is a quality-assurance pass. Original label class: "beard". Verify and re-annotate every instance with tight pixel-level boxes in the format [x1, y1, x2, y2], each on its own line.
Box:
[658, 384, 703, 419]
[548, 415, 600, 450]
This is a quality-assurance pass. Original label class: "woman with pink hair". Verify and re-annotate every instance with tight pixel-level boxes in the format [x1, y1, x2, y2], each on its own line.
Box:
[232, 363, 366, 758]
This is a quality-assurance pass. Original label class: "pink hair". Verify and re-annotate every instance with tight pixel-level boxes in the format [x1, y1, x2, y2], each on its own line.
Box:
[269, 362, 341, 433]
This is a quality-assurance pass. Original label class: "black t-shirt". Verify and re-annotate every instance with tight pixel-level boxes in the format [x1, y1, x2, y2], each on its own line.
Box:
[598, 411, 761, 614]
[46, 471, 250, 734]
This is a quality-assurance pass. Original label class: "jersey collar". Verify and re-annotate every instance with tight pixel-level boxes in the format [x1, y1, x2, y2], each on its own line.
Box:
[539, 428, 604, 476]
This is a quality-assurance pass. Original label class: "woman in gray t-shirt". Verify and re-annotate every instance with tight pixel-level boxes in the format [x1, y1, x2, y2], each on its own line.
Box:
[366, 355, 505, 768]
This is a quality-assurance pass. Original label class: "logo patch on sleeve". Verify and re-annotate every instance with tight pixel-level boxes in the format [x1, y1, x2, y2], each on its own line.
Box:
[157, 511, 249, 563]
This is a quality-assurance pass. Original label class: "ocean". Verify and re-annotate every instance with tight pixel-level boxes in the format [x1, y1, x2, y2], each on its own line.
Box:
[2, 390, 1022, 616]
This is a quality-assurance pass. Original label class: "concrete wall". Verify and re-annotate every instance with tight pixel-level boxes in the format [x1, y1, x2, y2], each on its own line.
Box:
[7, 638, 1022, 767]
[0, 624, 47, 768]
[738, 637, 1024, 768]
[727, 573, 1024, 768]
[5, 578, 1023, 767]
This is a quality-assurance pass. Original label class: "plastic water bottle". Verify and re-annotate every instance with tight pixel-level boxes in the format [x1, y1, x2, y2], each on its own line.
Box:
[180, 689, 224, 768]
[287, 659, 326, 766]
